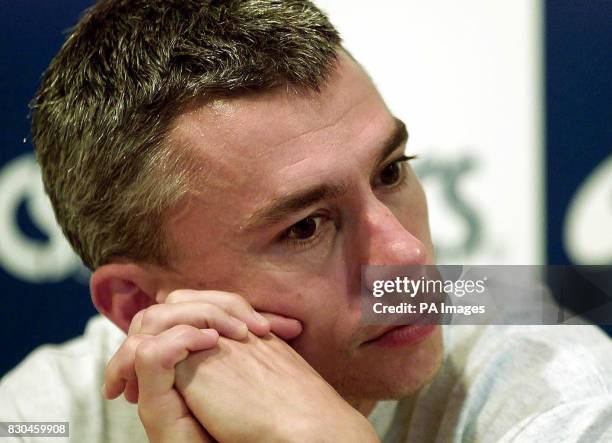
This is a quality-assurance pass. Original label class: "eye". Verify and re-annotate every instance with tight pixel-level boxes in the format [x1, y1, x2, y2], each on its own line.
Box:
[380, 161, 402, 186]
[374, 155, 415, 188]
[285, 215, 322, 240]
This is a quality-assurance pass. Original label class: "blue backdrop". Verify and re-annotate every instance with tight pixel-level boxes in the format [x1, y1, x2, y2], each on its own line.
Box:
[1, 1, 98, 377]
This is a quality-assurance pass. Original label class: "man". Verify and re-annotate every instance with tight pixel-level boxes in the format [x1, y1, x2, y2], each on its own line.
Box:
[1, 0, 611, 442]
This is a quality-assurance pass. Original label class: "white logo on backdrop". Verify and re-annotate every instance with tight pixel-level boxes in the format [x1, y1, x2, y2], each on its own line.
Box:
[416, 156, 483, 262]
[564, 154, 612, 265]
[0, 154, 79, 282]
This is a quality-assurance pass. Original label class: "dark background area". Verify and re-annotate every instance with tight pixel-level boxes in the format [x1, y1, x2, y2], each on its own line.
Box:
[545, 1, 612, 331]
[1, 0, 98, 376]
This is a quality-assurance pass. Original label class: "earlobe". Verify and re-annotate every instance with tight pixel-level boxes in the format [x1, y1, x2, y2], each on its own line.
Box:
[90, 263, 157, 333]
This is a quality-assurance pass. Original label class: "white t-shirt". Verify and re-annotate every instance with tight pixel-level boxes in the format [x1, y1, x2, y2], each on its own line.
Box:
[1, 315, 611, 442]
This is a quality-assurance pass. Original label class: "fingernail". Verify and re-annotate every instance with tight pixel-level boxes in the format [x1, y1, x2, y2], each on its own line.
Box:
[101, 383, 107, 399]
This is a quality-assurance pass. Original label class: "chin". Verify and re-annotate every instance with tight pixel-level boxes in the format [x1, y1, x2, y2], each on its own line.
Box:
[335, 326, 444, 401]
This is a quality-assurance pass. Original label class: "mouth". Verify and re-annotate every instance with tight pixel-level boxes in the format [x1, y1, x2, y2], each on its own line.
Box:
[361, 322, 438, 348]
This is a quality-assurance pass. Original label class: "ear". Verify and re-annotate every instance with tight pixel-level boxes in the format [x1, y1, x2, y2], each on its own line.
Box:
[90, 263, 159, 334]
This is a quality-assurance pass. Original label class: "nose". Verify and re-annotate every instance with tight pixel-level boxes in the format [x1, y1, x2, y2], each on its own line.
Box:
[359, 198, 428, 267]
[357, 198, 432, 323]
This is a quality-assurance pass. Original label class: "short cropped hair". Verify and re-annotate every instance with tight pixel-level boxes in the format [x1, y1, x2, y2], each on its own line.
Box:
[31, 0, 341, 270]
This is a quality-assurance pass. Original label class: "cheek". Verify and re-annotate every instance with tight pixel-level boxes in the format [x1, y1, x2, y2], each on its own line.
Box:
[285, 278, 360, 373]
[240, 259, 358, 341]
[232, 263, 341, 322]
[268, 277, 349, 327]
[240, 233, 357, 318]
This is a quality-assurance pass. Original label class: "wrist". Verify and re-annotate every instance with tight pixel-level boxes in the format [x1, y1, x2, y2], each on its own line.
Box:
[277, 411, 378, 443]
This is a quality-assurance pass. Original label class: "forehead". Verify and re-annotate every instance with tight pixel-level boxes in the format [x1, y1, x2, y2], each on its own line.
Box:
[165, 53, 395, 236]
[171, 53, 391, 179]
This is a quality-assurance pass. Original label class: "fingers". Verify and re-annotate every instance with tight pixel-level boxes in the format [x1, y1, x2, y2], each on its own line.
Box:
[137, 302, 252, 341]
[104, 327, 219, 402]
[159, 289, 303, 340]
[135, 326, 218, 398]
[133, 325, 219, 443]
[260, 312, 303, 340]
[104, 333, 148, 400]
[123, 377, 139, 404]
[107, 289, 303, 407]
[154, 290, 271, 336]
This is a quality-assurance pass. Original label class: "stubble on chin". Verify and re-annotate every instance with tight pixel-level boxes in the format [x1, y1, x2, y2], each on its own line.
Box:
[335, 327, 445, 403]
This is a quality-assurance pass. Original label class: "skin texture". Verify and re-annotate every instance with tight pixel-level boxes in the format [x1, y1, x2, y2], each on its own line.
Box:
[93, 50, 444, 440]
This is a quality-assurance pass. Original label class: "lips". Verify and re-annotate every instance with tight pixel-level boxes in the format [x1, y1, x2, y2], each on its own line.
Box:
[361, 309, 440, 346]
[362, 323, 437, 348]
[364, 309, 426, 340]
[364, 325, 405, 343]
[363, 324, 409, 345]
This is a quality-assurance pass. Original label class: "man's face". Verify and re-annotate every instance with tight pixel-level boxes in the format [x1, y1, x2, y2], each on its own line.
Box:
[163, 51, 443, 404]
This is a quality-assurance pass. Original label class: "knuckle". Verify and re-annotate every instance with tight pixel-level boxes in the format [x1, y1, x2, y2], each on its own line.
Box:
[171, 324, 196, 337]
[165, 289, 187, 304]
[236, 295, 254, 311]
[219, 291, 251, 312]
[225, 291, 246, 305]
[139, 304, 165, 330]
[191, 304, 222, 328]
[201, 302, 222, 316]
[134, 339, 159, 366]
[124, 334, 146, 353]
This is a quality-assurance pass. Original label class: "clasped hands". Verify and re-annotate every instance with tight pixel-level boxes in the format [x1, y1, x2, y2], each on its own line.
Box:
[102, 290, 379, 443]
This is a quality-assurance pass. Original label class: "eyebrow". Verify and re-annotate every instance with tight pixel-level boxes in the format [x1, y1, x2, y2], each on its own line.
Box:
[242, 117, 408, 232]
[373, 118, 409, 170]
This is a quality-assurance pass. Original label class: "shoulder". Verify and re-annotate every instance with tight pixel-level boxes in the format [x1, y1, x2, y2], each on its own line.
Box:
[1, 315, 125, 409]
[0, 315, 146, 442]
[411, 324, 612, 442]
[446, 324, 612, 395]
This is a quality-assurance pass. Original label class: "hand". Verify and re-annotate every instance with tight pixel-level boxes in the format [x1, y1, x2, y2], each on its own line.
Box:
[175, 332, 379, 443]
[102, 289, 303, 442]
